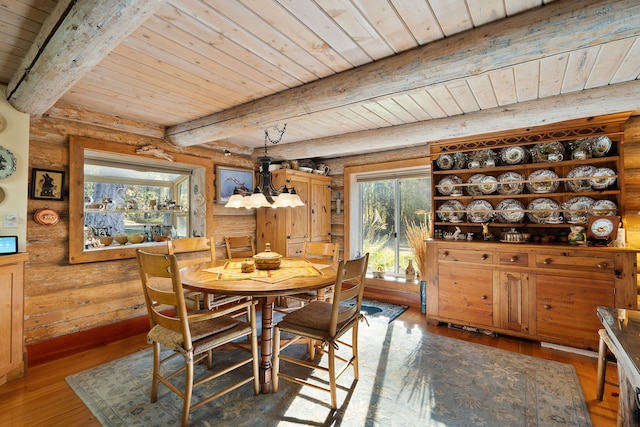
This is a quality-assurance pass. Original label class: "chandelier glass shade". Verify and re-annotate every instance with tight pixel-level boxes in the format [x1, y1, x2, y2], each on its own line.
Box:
[225, 125, 304, 209]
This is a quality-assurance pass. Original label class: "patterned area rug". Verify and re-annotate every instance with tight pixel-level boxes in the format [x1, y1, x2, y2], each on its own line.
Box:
[66, 315, 591, 426]
[357, 298, 408, 323]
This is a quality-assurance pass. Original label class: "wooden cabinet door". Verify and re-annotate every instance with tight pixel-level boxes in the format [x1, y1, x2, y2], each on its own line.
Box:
[496, 270, 531, 333]
[0, 261, 24, 378]
[437, 264, 494, 327]
[310, 177, 331, 242]
[287, 174, 310, 242]
[536, 273, 614, 350]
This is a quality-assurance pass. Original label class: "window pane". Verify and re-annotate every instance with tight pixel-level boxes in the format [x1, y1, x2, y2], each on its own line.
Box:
[361, 180, 396, 275]
[359, 173, 431, 280]
[399, 177, 431, 275]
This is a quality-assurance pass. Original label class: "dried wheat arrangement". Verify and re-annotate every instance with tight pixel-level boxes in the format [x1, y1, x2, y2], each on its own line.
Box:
[404, 213, 432, 278]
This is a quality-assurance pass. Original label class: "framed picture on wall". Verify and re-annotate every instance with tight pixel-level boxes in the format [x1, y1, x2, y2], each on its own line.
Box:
[31, 168, 65, 201]
[216, 165, 254, 204]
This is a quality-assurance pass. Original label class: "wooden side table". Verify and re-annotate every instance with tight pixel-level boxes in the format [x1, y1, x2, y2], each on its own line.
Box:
[597, 306, 640, 427]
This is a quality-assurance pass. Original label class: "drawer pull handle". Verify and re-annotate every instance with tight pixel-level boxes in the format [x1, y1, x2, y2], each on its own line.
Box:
[443, 251, 449, 257]
[481, 254, 488, 260]
[597, 262, 608, 269]
[543, 304, 551, 310]
[481, 295, 487, 300]
[510, 256, 518, 262]
[543, 258, 552, 265]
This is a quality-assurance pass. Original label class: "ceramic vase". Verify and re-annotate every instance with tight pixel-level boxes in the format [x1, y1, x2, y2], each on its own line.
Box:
[405, 259, 416, 281]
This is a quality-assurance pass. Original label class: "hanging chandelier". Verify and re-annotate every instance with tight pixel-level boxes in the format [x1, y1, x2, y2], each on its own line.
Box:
[225, 124, 304, 209]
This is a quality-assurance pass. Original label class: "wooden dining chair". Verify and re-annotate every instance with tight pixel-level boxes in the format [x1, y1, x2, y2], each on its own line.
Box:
[167, 237, 214, 310]
[272, 253, 369, 409]
[167, 237, 246, 310]
[224, 235, 256, 259]
[277, 241, 340, 311]
[136, 249, 259, 427]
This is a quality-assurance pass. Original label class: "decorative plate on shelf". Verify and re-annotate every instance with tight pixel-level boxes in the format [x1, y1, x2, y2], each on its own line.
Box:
[452, 152, 467, 169]
[467, 149, 496, 168]
[0, 145, 17, 180]
[591, 136, 612, 157]
[497, 171, 525, 195]
[466, 173, 486, 196]
[565, 165, 596, 192]
[569, 138, 594, 158]
[500, 146, 528, 165]
[530, 141, 565, 163]
[495, 199, 525, 223]
[526, 169, 559, 194]
[436, 200, 465, 222]
[527, 198, 560, 224]
[436, 175, 462, 196]
[479, 175, 498, 194]
[561, 196, 595, 224]
[466, 199, 493, 223]
[591, 199, 617, 216]
[589, 167, 616, 190]
[435, 153, 455, 170]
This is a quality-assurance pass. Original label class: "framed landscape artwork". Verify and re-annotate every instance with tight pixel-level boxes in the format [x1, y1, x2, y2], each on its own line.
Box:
[216, 166, 254, 204]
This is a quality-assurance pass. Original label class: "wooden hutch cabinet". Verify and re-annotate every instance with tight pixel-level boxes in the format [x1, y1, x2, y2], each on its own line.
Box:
[257, 169, 332, 256]
[425, 113, 638, 351]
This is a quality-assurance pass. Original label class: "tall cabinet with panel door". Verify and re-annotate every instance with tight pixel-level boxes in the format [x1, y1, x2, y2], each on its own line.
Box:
[257, 169, 332, 257]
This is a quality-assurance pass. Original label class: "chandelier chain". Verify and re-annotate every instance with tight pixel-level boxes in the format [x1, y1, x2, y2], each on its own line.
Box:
[264, 124, 287, 155]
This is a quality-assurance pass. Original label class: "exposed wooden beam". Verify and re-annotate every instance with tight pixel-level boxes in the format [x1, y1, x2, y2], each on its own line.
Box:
[5, 0, 166, 116]
[262, 81, 640, 160]
[44, 102, 164, 139]
[165, 0, 640, 147]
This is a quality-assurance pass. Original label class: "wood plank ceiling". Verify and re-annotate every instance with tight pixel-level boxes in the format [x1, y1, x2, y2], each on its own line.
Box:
[2, 0, 640, 160]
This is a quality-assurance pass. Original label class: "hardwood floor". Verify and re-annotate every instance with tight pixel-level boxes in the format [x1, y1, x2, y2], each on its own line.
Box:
[0, 305, 619, 426]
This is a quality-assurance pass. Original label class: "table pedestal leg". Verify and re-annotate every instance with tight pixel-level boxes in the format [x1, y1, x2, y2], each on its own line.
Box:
[259, 296, 275, 393]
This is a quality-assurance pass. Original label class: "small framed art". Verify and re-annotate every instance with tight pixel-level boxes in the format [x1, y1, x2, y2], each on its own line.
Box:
[31, 168, 65, 201]
[216, 166, 254, 204]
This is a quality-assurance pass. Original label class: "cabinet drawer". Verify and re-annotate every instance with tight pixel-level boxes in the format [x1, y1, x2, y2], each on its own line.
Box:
[498, 252, 529, 267]
[438, 248, 493, 264]
[535, 253, 614, 272]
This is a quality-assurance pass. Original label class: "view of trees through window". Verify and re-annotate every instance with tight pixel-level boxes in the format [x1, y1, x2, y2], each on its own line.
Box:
[360, 175, 431, 277]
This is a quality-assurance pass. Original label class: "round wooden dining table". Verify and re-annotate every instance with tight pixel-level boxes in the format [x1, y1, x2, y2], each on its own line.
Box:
[180, 258, 337, 393]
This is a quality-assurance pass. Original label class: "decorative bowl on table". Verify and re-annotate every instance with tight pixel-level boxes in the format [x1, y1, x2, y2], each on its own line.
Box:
[253, 243, 282, 270]
[99, 236, 113, 246]
[114, 234, 129, 245]
[127, 234, 147, 244]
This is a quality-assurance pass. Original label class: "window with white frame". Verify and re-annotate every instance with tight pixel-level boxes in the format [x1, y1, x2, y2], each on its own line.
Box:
[349, 164, 431, 280]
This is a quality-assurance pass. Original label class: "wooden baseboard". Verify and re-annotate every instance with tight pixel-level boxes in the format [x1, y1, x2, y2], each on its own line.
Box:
[25, 315, 150, 367]
[364, 286, 420, 309]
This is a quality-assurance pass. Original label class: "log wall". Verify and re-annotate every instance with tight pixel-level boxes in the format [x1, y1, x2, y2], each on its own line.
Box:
[25, 116, 255, 345]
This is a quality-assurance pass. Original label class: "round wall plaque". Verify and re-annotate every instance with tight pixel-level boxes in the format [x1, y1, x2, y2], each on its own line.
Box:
[34, 208, 60, 225]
